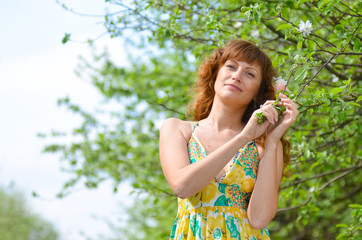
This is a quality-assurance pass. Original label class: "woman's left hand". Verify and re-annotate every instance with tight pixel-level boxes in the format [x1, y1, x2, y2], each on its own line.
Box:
[264, 93, 299, 141]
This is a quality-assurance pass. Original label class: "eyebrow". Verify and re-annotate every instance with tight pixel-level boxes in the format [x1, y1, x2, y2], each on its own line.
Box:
[245, 66, 258, 72]
[229, 60, 259, 72]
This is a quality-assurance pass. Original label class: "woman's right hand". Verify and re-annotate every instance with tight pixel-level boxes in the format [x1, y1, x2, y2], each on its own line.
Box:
[242, 100, 279, 140]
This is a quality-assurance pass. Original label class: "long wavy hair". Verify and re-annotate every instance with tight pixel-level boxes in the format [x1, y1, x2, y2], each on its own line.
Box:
[187, 40, 290, 174]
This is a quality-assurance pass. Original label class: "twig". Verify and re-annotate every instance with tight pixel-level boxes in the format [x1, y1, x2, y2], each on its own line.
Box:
[339, 52, 362, 56]
[310, 33, 337, 48]
[299, 102, 325, 114]
[278, 168, 359, 212]
[278, 195, 312, 212]
[319, 169, 356, 191]
[281, 165, 362, 190]
[296, 53, 339, 99]
[69, 31, 109, 44]
[262, 45, 289, 56]
[341, 20, 362, 53]
[56, 0, 125, 18]
[340, 1, 362, 17]
[283, 66, 297, 95]
[148, 100, 184, 116]
[331, 63, 362, 68]
[334, 6, 362, 18]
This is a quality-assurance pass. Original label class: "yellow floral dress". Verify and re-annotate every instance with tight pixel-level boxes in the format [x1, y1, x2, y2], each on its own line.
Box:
[169, 123, 270, 240]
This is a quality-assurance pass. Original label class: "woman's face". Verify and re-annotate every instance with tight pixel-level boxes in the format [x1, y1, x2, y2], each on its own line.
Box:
[214, 59, 262, 108]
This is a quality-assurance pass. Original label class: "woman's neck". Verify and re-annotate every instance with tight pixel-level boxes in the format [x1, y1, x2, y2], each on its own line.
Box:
[202, 98, 247, 132]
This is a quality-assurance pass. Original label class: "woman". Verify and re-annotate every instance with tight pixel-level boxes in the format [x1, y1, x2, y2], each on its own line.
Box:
[159, 40, 299, 239]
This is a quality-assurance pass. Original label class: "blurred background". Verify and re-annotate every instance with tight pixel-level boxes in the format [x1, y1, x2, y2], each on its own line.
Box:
[0, 0, 361, 240]
[0, 0, 134, 239]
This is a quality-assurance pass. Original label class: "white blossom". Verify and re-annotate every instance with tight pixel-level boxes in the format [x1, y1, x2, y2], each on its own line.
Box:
[332, 74, 338, 82]
[250, 29, 259, 38]
[298, 20, 313, 37]
[233, 22, 242, 28]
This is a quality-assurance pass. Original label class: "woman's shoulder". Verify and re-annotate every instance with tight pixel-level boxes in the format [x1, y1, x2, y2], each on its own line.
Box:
[160, 118, 197, 141]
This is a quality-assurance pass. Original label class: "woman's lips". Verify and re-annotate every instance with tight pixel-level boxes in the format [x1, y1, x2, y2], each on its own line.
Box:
[225, 84, 242, 92]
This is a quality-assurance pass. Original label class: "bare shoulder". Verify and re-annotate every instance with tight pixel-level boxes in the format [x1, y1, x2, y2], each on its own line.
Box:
[160, 118, 196, 142]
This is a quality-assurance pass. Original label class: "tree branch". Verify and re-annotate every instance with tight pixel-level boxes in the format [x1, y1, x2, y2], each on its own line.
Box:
[278, 168, 359, 212]
[281, 165, 362, 190]
[297, 53, 339, 99]
[339, 1, 362, 17]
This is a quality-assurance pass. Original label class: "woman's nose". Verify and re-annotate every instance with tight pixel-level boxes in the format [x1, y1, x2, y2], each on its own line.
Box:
[232, 71, 241, 82]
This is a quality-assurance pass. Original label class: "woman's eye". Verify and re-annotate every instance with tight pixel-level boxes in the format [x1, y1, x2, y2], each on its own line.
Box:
[226, 64, 235, 69]
[248, 72, 255, 78]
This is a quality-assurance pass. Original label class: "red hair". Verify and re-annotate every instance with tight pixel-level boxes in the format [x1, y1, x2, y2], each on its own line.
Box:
[187, 40, 290, 174]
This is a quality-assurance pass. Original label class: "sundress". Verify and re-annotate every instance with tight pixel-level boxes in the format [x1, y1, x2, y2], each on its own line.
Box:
[169, 123, 271, 240]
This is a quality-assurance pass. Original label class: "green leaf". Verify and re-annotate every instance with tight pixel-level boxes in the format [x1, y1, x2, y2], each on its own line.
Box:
[62, 33, 71, 44]
[356, 95, 362, 103]
[294, 65, 309, 82]
[348, 102, 360, 107]
[349, 204, 362, 208]
[276, 24, 293, 31]
[281, 7, 289, 18]
[318, 0, 329, 9]
[354, 39, 361, 52]
[336, 233, 349, 240]
[253, 11, 260, 23]
[305, 51, 316, 59]
[329, 87, 344, 95]
[244, 10, 251, 21]
[297, 40, 303, 49]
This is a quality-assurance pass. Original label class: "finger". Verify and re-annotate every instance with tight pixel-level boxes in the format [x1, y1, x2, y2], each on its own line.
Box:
[280, 100, 298, 111]
[283, 109, 298, 122]
[278, 93, 288, 99]
[280, 98, 294, 105]
[282, 102, 299, 114]
[263, 100, 275, 106]
[265, 104, 280, 123]
[262, 110, 275, 124]
[269, 105, 279, 123]
[280, 98, 298, 109]
[279, 102, 293, 108]
[266, 108, 279, 124]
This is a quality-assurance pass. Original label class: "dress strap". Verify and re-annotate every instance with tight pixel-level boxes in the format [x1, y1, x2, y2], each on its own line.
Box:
[192, 122, 199, 133]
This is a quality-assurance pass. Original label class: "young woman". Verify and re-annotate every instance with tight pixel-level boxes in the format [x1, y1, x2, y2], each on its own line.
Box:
[159, 40, 299, 239]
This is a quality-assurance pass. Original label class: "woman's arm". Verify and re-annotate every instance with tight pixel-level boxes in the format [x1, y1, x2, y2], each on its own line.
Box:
[247, 140, 283, 229]
[247, 93, 299, 229]
[159, 118, 257, 199]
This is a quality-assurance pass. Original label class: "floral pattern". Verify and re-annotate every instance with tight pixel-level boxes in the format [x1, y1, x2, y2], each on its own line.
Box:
[169, 127, 270, 240]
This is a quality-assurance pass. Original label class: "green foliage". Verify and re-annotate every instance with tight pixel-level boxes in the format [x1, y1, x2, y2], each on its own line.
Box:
[0, 186, 59, 240]
[62, 33, 71, 44]
[48, 0, 361, 239]
[107, 194, 176, 239]
[336, 204, 362, 240]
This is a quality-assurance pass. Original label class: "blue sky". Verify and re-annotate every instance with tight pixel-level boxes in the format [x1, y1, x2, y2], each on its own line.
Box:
[0, 0, 135, 239]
